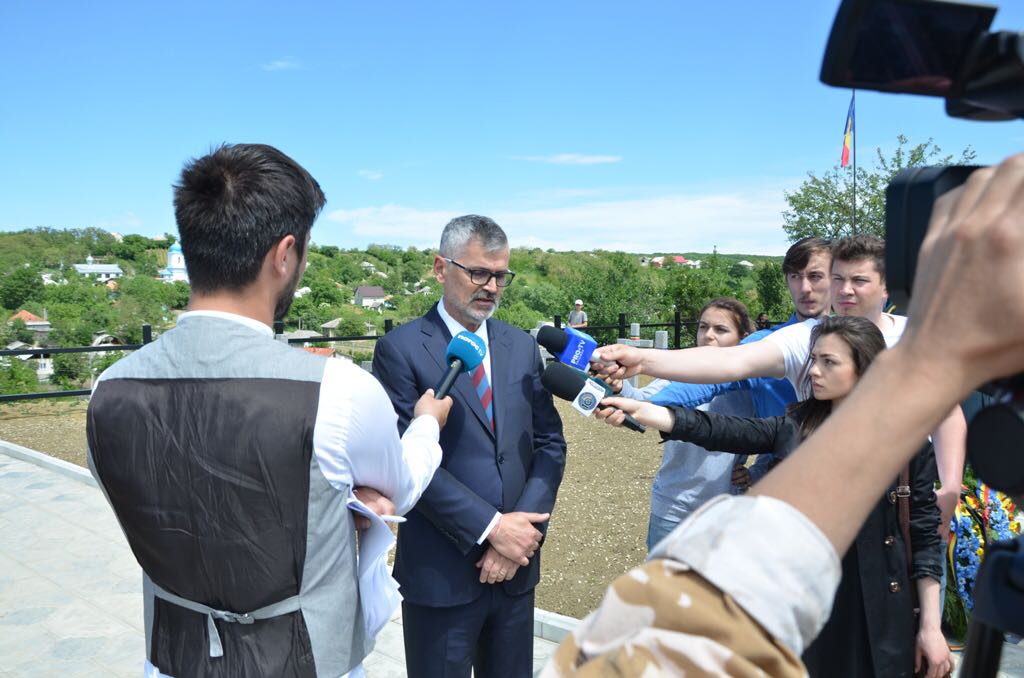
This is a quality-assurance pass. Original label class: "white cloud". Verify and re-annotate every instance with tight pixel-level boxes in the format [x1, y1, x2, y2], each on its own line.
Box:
[357, 169, 384, 181]
[513, 153, 623, 165]
[261, 57, 304, 72]
[325, 205, 461, 247]
[325, 182, 797, 255]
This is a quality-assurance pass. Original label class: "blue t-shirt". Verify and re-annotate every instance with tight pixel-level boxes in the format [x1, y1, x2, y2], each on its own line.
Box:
[649, 314, 801, 482]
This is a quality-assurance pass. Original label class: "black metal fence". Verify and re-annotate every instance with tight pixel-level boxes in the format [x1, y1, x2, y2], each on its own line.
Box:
[0, 313, 720, 404]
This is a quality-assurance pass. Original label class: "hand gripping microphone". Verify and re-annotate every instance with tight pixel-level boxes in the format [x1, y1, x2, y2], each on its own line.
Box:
[540, 362, 646, 433]
[435, 331, 487, 399]
[536, 325, 599, 371]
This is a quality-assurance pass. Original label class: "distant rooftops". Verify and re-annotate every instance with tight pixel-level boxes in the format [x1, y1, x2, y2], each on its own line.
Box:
[73, 255, 123, 278]
[8, 310, 46, 325]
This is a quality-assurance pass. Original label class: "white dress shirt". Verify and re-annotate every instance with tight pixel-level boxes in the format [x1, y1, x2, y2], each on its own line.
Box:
[434, 300, 502, 543]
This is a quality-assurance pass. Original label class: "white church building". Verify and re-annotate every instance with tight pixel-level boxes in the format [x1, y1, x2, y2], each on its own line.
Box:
[159, 242, 189, 283]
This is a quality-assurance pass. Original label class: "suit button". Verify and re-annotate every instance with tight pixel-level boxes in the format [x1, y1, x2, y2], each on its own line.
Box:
[884, 536, 896, 547]
[498, 455, 505, 464]
[888, 491, 897, 504]
[889, 581, 901, 593]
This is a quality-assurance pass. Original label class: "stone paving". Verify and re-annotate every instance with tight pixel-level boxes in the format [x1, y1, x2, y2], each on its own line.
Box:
[0, 449, 557, 677]
[5, 441, 1024, 677]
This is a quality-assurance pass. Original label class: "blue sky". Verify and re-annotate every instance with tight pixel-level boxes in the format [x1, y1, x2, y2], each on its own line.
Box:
[2, 1, 1022, 255]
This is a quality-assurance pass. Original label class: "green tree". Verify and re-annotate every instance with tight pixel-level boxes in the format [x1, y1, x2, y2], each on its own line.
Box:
[493, 301, 543, 329]
[0, 266, 44, 310]
[782, 135, 976, 241]
[753, 262, 792, 321]
[6, 319, 36, 344]
[560, 252, 668, 330]
[0, 358, 38, 395]
[169, 281, 191, 309]
[51, 352, 88, 388]
[665, 255, 737, 321]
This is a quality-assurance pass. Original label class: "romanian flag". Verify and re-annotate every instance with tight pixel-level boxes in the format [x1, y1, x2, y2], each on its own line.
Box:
[840, 94, 854, 167]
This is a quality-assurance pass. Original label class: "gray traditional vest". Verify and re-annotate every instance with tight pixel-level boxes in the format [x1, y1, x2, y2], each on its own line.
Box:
[87, 315, 369, 677]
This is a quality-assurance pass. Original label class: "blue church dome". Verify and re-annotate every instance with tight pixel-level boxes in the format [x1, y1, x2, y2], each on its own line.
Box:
[169, 242, 183, 253]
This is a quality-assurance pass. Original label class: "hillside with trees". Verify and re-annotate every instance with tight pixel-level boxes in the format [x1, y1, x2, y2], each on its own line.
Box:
[1, 227, 788, 394]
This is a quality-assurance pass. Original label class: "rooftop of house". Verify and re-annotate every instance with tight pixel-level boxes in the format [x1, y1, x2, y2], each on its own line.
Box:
[8, 310, 48, 325]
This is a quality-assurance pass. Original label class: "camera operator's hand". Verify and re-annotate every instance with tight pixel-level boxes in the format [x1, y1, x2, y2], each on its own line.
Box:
[905, 155, 1024, 392]
[414, 389, 453, 429]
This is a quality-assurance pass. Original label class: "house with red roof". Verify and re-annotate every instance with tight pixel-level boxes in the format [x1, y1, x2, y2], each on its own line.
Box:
[7, 310, 52, 340]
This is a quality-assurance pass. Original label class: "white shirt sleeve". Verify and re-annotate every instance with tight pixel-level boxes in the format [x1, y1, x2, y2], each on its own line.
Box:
[762, 320, 816, 394]
[650, 494, 840, 655]
[477, 512, 502, 544]
[312, 358, 442, 515]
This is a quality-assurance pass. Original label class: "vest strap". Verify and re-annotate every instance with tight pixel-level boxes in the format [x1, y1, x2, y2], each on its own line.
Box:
[151, 582, 301, 658]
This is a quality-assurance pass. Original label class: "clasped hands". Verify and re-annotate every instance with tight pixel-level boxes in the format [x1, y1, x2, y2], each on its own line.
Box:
[476, 511, 549, 584]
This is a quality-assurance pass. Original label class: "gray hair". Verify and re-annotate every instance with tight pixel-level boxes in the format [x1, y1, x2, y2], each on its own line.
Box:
[439, 215, 508, 258]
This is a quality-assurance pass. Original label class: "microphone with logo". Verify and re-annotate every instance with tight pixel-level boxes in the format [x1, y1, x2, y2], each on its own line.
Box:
[435, 331, 488, 399]
[536, 325, 602, 371]
[541, 362, 646, 433]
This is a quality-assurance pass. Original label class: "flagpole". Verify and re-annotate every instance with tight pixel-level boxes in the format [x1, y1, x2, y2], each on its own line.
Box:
[851, 89, 857, 235]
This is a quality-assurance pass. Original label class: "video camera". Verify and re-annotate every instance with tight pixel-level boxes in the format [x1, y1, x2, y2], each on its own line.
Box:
[821, 1, 1024, 673]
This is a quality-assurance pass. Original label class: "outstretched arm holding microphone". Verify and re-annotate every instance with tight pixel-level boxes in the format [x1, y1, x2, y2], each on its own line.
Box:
[544, 156, 1024, 676]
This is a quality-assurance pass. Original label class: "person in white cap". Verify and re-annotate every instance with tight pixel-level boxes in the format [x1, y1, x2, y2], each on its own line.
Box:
[568, 299, 588, 328]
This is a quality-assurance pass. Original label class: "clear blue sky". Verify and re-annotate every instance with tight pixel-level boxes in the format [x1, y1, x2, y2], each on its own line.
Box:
[2, 1, 1022, 254]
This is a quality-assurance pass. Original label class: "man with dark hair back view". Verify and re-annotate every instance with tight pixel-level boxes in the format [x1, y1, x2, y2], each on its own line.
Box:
[87, 143, 452, 678]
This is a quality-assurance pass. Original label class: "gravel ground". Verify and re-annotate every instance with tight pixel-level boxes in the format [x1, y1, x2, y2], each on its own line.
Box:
[0, 395, 663, 619]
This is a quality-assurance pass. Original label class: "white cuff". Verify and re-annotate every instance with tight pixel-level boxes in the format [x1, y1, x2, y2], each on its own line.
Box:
[477, 511, 502, 545]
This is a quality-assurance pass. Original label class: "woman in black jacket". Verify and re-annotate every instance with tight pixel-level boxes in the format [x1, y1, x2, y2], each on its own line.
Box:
[601, 316, 952, 678]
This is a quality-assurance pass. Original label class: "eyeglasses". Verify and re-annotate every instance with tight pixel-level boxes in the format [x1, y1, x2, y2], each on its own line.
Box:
[444, 258, 516, 287]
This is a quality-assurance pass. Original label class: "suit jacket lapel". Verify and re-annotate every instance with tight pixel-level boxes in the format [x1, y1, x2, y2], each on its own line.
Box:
[423, 306, 494, 439]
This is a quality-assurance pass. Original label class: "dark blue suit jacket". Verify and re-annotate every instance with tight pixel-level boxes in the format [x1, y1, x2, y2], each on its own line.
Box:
[372, 305, 567, 607]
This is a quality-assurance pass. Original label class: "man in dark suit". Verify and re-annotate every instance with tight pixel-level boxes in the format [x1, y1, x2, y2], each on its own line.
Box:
[372, 215, 567, 678]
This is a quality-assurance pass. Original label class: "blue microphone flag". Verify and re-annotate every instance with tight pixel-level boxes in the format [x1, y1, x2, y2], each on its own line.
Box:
[447, 331, 487, 373]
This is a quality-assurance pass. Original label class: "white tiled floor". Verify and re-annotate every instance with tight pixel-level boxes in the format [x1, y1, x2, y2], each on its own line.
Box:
[0, 452, 559, 677]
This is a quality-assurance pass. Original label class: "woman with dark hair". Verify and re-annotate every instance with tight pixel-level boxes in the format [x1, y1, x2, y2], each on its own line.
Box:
[601, 316, 952, 678]
[624, 297, 756, 551]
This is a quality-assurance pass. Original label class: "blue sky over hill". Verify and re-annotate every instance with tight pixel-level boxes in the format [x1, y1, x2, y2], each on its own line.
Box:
[2, 0, 1022, 254]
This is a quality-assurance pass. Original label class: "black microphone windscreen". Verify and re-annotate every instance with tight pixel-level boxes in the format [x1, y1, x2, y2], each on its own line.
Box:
[541, 362, 589, 401]
[537, 325, 569, 354]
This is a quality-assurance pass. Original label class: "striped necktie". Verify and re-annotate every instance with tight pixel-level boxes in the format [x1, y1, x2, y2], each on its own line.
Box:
[471, 363, 494, 431]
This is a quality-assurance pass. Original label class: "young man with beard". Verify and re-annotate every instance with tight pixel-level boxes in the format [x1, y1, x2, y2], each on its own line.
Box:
[622, 236, 834, 489]
[87, 144, 452, 677]
[373, 215, 567, 678]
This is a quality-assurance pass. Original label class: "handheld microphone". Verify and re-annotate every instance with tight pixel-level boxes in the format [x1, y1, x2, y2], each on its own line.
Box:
[540, 362, 646, 433]
[537, 325, 600, 371]
[435, 331, 487, 399]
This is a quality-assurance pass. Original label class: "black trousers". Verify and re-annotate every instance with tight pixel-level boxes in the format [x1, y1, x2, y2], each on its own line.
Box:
[402, 586, 535, 678]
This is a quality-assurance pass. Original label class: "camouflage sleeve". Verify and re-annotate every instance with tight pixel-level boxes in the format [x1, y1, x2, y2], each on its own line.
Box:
[543, 560, 806, 677]
[543, 495, 840, 677]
